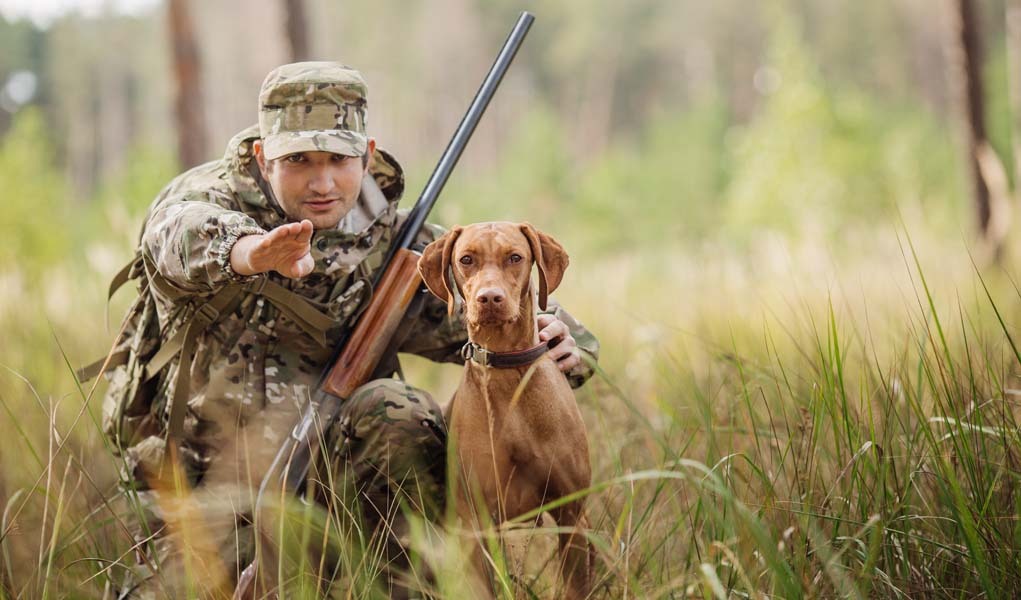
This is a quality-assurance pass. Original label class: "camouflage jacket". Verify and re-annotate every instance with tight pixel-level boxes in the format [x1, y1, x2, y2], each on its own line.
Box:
[105, 125, 598, 484]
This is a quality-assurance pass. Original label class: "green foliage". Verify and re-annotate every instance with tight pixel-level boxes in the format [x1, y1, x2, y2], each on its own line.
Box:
[436, 104, 573, 227]
[86, 143, 178, 237]
[430, 9, 969, 256]
[94, 146, 177, 211]
[0, 107, 69, 273]
[723, 10, 965, 240]
[572, 100, 730, 251]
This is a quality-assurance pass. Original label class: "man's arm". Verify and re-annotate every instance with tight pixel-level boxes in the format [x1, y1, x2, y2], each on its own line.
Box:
[142, 191, 314, 299]
[229, 220, 315, 278]
[141, 191, 267, 298]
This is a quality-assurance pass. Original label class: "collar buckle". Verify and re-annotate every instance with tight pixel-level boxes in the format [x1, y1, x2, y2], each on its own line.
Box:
[460, 341, 491, 367]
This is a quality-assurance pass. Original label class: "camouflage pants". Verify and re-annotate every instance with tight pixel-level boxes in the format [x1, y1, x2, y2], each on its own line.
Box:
[117, 378, 447, 599]
[320, 379, 448, 521]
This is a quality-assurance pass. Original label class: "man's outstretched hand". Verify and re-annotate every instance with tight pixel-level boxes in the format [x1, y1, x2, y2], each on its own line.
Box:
[230, 220, 315, 279]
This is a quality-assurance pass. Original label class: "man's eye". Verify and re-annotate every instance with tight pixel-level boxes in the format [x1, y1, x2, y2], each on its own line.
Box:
[285, 154, 306, 164]
[459, 256, 473, 265]
[509, 254, 523, 264]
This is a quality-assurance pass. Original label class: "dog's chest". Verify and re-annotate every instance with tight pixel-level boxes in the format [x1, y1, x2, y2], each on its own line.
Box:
[452, 365, 585, 506]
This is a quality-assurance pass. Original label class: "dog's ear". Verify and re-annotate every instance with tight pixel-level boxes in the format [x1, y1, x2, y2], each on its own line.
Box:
[519, 223, 569, 311]
[418, 226, 463, 316]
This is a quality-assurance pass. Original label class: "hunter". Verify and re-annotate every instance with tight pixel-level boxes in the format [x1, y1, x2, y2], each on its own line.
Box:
[96, 61, 598, 596]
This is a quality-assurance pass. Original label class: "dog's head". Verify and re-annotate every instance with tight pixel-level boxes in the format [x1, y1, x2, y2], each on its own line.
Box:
[418, 222, 569, 327]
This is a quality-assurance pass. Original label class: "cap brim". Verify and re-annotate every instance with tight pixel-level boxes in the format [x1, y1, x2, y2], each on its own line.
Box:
[262, 130, 367, 161]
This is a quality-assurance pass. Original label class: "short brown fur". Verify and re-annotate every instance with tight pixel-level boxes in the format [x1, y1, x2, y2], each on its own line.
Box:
[419, 222, 593, 599]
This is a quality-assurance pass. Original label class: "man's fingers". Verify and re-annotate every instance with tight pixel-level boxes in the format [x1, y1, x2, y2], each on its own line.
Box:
[295, 253, 314, 278]
[554, 348, 580, 372]
[549, 335, 577, 358]
[265, 221, 307, 242]
[264, 223, 299, 248]
[296, 220, 314, 244]
[250, 223, 315, 279]
[538, 317, 569, 342]
[263, 223, 313, 252]
[282, 252, 315, 279]
[262, 225, 285, 245]
[538, 314, 578, 375]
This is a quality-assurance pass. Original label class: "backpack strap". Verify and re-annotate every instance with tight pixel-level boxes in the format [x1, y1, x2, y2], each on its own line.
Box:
[164, 284, 246, 439]
[154, 276, 335, 439]
[75, 350, 131, 382]
[81, 259, 339, 439]
[107, 257, 137, 300]
[248, 278, 333, 345]
[76, 255, 145, 383]
[142, 276, 334, 384]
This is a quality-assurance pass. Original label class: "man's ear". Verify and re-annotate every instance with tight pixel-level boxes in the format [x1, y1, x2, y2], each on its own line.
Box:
[418, 226, 463, 316]
[364, 138, 376, 173]
[253, 139, 269, 177]
[519, 222, 569, 311]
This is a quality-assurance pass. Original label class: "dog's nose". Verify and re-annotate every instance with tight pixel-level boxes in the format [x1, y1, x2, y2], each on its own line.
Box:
[476, 288, 505, 305]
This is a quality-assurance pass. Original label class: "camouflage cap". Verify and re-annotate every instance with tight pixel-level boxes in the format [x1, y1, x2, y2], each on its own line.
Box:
[258, 61, 369, 160]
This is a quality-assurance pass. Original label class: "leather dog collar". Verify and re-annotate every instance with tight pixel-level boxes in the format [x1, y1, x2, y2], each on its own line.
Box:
[460, 338, 559, 368]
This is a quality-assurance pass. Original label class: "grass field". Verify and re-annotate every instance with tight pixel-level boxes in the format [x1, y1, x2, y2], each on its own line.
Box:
[3, 210, 1021, 598]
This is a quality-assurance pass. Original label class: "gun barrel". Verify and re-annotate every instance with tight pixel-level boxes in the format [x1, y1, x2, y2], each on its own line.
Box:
[392, 11, 534, 254]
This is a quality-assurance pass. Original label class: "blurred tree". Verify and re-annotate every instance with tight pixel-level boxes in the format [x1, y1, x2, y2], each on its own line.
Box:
[283, 0, 311, 62]
[47, 14, 168, 196]
[0, 18, 47, 136]
[195, 1, 286, 150]
[1006, 1, 1021, 190]
[168, 0, 208, 169]
[952, 0, 1010, 260]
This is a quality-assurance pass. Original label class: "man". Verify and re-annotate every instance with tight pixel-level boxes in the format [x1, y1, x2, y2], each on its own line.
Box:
[105, 61, 598, 596]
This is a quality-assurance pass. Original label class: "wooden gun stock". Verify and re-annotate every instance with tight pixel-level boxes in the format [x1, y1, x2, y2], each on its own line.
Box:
[322, 248, 422, 398]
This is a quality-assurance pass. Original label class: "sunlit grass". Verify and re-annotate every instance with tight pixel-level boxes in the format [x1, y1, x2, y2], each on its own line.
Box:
[3, 219, 1021, 597]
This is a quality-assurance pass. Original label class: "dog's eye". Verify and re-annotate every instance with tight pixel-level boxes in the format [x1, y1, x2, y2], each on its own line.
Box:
[459, 255, 473, 266]
[509, 254, 523, 264]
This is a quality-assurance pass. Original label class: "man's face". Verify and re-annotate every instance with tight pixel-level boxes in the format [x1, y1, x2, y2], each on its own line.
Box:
[254, 138, 376, 230]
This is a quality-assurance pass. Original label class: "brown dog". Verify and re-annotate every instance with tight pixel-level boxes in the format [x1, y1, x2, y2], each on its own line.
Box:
[418, 222, 593, 599]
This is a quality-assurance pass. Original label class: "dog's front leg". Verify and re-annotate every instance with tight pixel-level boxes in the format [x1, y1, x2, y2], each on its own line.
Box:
[552, 502, 594, 600]
[451, 476, 498, 599]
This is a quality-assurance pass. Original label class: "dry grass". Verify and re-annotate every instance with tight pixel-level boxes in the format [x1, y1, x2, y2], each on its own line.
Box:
[3, 220, 1021, 598]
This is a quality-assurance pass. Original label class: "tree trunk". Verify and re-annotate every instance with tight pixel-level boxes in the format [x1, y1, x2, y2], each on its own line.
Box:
[953, 0, 1010, 260]
[283, 0, 311, 62]
[167, 0, 208, 169]
[1006, 1, 1021, 189]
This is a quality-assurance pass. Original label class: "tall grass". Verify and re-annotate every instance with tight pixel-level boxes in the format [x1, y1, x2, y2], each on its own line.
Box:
[3, 217, 1021, 597]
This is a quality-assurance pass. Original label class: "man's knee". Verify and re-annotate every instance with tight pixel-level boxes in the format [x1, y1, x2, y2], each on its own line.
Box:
[330, 379, 446, 476]
[342, 379, 446, 440]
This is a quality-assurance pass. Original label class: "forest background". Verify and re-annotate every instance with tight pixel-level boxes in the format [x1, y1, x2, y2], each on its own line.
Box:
[4, 0, 1021, 597]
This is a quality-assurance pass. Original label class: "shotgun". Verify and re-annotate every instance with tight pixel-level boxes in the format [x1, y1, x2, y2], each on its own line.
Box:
[234, 11, 535, 597]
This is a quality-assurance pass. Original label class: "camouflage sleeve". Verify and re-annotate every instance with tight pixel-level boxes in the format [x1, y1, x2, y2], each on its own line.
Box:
[394, 217, 600, 389]
[141, 190, 267, 299]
